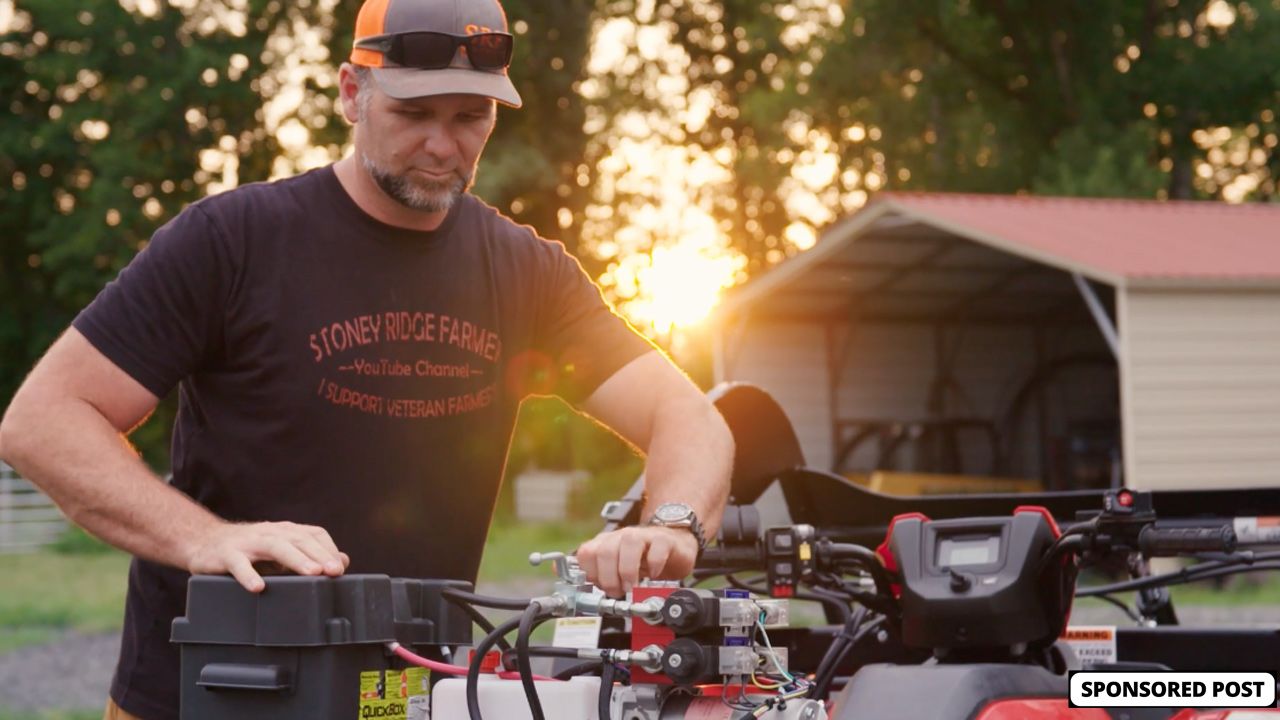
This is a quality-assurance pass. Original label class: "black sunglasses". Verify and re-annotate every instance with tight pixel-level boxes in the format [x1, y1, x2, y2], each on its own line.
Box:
[355, 31, 514, 71]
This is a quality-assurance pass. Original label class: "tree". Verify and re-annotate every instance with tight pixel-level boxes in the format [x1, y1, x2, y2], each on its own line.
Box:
[574, 0, 1279, 313]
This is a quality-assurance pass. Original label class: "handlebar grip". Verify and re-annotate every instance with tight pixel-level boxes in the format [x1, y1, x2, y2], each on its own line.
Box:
[1138, 525, 1237, 556]
[696, 544, 762, 569]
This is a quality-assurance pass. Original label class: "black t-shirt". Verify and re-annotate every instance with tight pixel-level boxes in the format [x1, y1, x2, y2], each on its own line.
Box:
[72, 166, 652, 719]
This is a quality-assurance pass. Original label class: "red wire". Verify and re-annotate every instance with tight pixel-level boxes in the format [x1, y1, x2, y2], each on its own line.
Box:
[390, 644, 558, 682]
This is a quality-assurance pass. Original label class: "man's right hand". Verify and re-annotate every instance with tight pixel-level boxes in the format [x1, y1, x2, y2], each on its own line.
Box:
[185, 521, 350, 592]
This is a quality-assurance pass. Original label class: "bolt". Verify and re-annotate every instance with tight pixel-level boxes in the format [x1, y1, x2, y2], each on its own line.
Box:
[800, 703, 819, 719]
[667, 654, 683, 668]
[876, 629, 888, 643]
[668, 605, 684, 618]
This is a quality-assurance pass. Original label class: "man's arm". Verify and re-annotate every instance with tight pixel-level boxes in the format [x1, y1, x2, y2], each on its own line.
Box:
[574, 350, 733, 596]
[0, 328, 348, 591]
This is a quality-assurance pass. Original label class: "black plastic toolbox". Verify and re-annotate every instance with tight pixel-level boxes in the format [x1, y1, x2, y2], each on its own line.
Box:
[172, 574, 472, 719]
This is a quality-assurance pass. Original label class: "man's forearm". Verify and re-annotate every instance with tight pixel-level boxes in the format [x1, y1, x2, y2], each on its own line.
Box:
[638, 394, 734, 539]
[0, 395, 221, 569]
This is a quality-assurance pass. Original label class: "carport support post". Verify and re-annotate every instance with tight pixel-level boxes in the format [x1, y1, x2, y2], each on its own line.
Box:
[1072, 273, 1119, 359]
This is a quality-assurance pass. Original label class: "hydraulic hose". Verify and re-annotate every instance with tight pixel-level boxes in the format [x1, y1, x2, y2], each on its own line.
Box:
[443, 587, 535, 611]
[517, 605, 551, 720]
[442, 593, 512, 652]
[822, 542, 897, 601]
[466, 614, 524, 720]
[809, 606, 866, 698]
[501, 646, 581, 670]
[598, 661, 615, 720]
[553, 660, 604, 680]
[811, 616, 884, 699]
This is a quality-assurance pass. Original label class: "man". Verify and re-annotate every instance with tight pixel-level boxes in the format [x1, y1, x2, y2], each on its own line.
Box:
[0, 0, 734, 717]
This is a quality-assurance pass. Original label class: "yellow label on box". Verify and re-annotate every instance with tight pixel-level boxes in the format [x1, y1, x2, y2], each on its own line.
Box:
[357, 667, 429, 720]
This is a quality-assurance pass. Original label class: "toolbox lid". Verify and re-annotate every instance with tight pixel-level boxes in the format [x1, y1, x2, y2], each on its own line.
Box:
[171, 574, 474, 648]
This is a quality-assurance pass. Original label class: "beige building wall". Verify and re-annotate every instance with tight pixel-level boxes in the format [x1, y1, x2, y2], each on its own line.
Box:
[1121, 287, 1280, 490]
[718, 321, 834, 470]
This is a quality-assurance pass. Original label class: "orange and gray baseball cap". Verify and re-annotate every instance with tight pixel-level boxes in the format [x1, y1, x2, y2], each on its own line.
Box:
[350, 0, 522, 108]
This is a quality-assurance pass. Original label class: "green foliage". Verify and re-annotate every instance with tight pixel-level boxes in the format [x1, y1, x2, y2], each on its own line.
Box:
[0, 0, 287, 466]
[477, 519, 603, 582]
[577, 0, 1279, 279]
[497, 396, 641, 522]
[1033, 123, 1169, 198]
[800, 0, 1280, 199]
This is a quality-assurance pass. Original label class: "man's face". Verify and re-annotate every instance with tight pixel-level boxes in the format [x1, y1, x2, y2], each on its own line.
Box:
[354, 81, 497, 213]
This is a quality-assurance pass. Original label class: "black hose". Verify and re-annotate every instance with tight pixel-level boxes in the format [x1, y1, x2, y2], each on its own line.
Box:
[812, 617, 884, 699]
[823, 543, 897, 601]
[443, 593, 512, 652]
[500, 646, 582, 670]
[466, 614, 524, 720]
[809, 606, 866, 698]
[553, 660, 604, 680]
[444, 587, 534, 611]
[599, 661, 615, 720]
[1037, 520, 1095, 575]
[517, 605, 549, 720]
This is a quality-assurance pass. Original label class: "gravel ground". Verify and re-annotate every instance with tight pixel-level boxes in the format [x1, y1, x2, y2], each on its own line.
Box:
[2, 593, 1278, 714]
[0, 629, 119, 713]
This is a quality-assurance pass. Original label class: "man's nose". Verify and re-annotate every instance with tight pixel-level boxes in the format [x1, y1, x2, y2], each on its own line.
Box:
[421, 126, 458, 162]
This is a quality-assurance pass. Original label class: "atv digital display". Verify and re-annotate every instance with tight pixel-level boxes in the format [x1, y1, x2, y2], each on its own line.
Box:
[937, 536, 999, 567]
[891, 511, 1062, 651]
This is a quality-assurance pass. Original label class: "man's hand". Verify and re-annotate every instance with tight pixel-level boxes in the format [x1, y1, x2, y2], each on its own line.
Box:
[577, 526, 698, 597]
[185, 521, 350, 593]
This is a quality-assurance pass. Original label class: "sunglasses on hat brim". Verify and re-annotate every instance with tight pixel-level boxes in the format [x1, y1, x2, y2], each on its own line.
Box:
[354, 31, 514, 72]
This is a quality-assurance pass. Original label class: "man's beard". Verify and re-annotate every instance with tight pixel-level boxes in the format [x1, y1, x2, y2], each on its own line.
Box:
[360, 153, 470, 213]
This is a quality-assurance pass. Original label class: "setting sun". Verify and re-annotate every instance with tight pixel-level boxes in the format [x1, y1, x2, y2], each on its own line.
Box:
[623, 242, 745, 334]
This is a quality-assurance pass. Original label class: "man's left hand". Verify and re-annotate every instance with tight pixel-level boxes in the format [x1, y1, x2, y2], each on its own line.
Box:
[576, 526, 698, 597]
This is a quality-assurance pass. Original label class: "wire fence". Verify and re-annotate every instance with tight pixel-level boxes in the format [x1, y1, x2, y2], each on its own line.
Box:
[0, 461, 67, 553]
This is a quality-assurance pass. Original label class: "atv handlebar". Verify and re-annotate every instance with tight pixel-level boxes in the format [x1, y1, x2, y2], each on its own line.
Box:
[1138, 525, 1237, 556]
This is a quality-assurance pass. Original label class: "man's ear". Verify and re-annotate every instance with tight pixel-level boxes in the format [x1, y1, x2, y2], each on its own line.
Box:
[337, 63, 362, 124]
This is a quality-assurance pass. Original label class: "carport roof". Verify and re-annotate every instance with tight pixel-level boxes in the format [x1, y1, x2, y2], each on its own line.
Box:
[880, 193, 1280, 283]
[720, 192, 1280, 318]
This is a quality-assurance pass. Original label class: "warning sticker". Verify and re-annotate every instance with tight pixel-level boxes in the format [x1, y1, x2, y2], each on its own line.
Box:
[357, 667, 429, 720]
[552, 616, 603, 649]
[1062, 625, 1118, 666]
[1235, 517, 1280, 545]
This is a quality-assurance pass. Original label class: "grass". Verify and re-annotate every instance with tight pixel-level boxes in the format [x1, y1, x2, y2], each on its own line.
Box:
[476, 519, 605, 583]
[1172, 575, 1280, 606]
[0, 550, 131, 647]
[0, 707, 100, 712]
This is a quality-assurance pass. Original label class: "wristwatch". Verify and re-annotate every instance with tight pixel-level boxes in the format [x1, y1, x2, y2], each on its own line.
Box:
[647, 502, 707, 552]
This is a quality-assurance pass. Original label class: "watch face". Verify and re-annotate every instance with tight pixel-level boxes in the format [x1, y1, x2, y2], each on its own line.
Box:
[655, 503, 691, 523]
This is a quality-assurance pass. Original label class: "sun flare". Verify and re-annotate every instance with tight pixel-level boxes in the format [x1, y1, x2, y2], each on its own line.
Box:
[625, 243, 745, 334]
